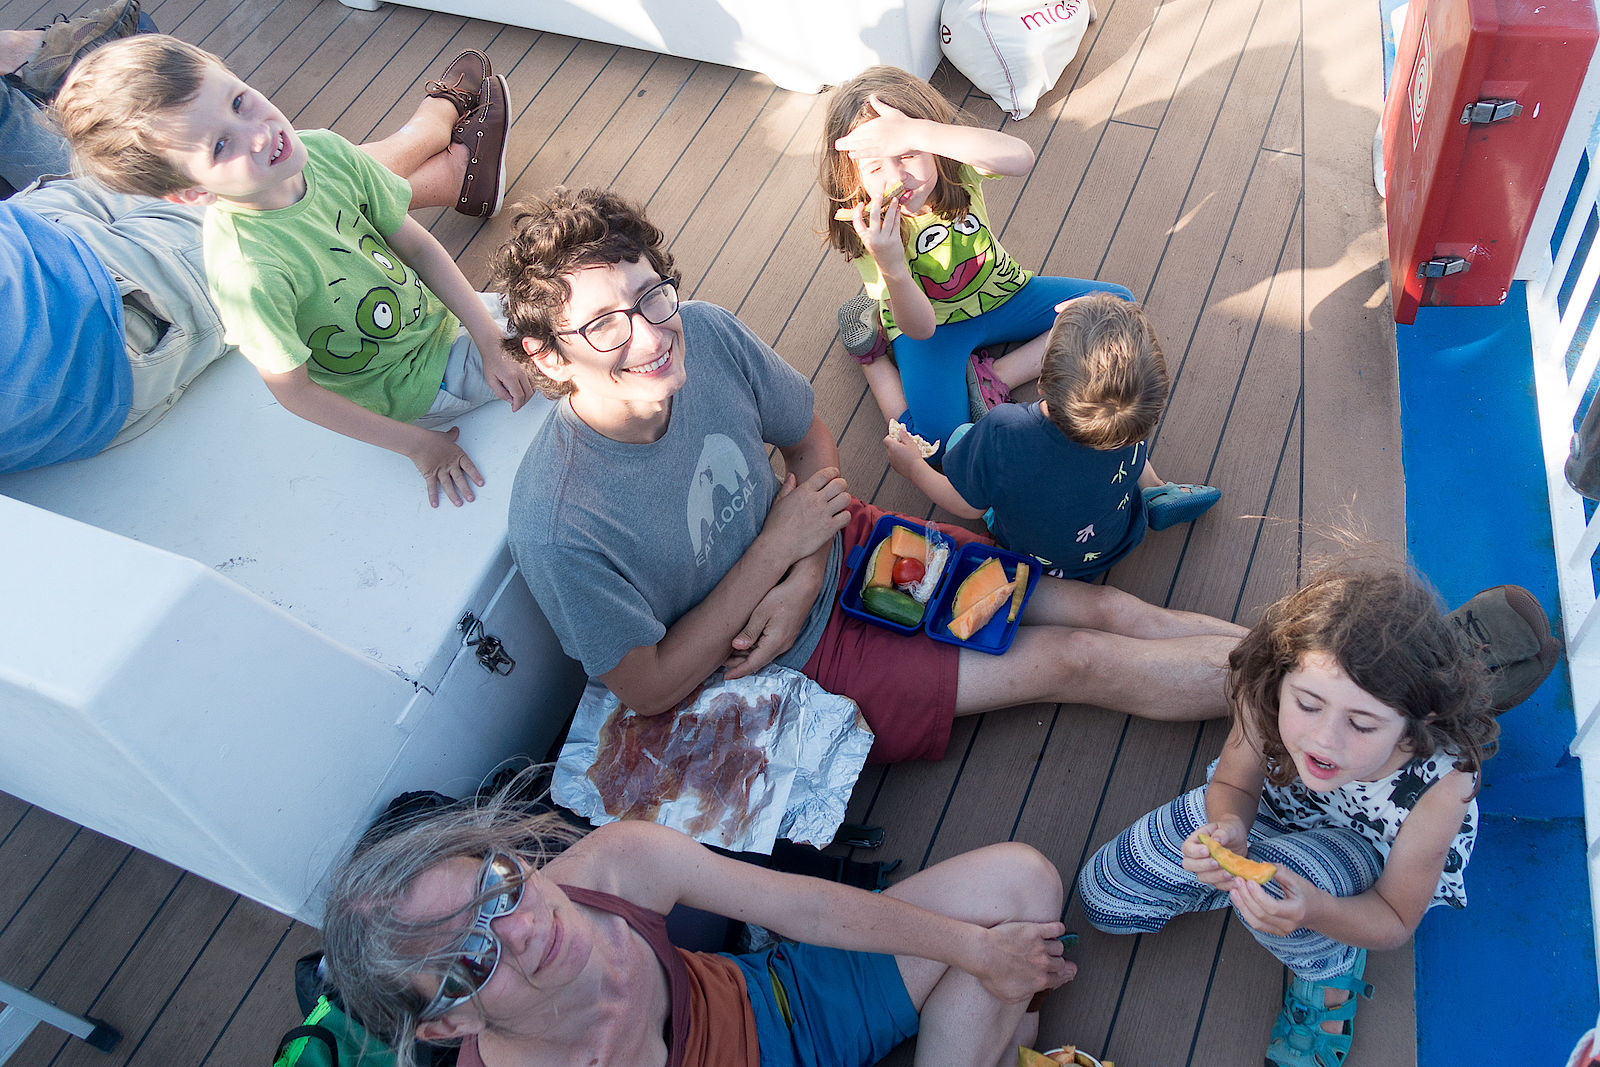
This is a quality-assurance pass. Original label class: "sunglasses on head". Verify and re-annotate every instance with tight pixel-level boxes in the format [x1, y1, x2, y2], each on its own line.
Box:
[417, 851, 523, 1021]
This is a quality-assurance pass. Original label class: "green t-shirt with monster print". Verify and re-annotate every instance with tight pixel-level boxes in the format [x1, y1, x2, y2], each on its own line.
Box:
[203, 129, 457, 422]
[853, 165, 1033, 342]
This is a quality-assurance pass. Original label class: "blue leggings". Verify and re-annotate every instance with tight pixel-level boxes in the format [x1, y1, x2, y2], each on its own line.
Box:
[1076, 785, 1383, 981]
[893, 274, 1134, 446]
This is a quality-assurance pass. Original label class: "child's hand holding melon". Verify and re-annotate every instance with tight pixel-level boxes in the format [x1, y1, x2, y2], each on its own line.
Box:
[1182, 821, 1266, 888]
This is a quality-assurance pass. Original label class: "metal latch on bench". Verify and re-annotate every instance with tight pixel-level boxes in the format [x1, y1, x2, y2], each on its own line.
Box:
[458, 612, 516, 675]
[1460, 99, 1522, 124]
[1418, 256, 1470, 278]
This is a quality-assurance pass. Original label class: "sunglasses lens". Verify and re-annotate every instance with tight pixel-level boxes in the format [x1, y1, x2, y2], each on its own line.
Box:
[438, 929, 498, 1000]
[481, 853, 522, 916]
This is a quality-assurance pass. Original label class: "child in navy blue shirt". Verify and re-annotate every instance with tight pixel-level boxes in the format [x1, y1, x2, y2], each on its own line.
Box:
[883, 294, 1220, 578]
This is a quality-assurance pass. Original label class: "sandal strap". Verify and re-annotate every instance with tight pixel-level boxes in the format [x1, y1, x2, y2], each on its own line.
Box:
[1268, 1015, 1354, 1067]
[1283, 985, 1360, 1027]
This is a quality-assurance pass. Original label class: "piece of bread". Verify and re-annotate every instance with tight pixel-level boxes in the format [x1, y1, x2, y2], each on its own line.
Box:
[888, 420, 939, 458]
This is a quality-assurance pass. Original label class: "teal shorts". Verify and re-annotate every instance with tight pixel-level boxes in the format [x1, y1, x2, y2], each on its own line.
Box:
[726, 941, 919, 1067]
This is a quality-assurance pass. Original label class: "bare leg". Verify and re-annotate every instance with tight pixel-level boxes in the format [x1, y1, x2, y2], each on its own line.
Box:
[1019, 574, 1246, 641]
[954, 625, 1238, 720]
[991, 329, 1048, 390]
[1139, 459, 1163, 490]
[355, 96, 466, 210]
[863, 355, 910, 423]
[884, 843, 1070, 1067]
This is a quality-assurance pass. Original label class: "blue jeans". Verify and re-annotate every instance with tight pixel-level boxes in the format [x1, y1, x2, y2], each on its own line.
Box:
[1, 9, 158, 193]
[0, 77, 69, 191]
[892, 274, 1135, 447]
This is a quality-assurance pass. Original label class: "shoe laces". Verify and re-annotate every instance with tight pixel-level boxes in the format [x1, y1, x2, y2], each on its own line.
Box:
[426, 76, 477, 112]
[1453, 609, 1490, 646]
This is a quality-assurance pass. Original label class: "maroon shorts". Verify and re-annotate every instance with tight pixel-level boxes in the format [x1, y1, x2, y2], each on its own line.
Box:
[800, 499, 992, 763]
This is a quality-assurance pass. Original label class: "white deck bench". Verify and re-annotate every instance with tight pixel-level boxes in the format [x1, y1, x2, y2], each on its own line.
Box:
[0, 353, 584, 923]
[338, 0, 944, 93]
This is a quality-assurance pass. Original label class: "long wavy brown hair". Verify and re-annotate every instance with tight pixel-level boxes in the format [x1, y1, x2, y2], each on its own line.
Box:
[820, 66, 974, 259]
[1228, 562, 1498, 792]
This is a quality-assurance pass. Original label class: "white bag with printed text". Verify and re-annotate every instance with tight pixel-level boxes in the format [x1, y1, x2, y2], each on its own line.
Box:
[940, 0, 1094, 120]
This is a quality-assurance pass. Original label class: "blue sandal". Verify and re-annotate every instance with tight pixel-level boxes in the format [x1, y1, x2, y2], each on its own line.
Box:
[1265, 949, 1373, 1067]
[1142, 481, 1221, 531]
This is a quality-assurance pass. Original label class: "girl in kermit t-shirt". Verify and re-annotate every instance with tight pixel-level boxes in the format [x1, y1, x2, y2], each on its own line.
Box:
[820, 64, 1132, 451]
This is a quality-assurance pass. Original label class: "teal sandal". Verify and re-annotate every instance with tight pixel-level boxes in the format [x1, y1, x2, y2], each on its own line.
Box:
[1265, 949, 1373, 1067]
[1142, 481, 1221, 531]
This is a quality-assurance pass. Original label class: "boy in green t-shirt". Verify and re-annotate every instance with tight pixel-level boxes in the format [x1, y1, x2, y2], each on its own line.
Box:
[54, 35, 533, 507]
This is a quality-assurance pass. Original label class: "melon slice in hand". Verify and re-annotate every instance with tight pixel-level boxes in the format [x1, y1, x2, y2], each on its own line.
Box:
[1197, 832, 1276, 884]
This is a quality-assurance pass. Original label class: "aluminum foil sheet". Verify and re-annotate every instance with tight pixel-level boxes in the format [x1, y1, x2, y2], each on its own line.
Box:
[553, 666, 873, 854]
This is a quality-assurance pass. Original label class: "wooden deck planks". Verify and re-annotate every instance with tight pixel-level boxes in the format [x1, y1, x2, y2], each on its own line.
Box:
[1, 0, 1412, 1060]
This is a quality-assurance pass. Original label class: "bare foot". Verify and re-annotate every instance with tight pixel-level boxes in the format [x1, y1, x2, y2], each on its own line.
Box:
[1321, 985, 1351, 1035]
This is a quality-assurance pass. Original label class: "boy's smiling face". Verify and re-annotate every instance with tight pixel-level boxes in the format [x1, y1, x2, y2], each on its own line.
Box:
[159, 63, 308, 210]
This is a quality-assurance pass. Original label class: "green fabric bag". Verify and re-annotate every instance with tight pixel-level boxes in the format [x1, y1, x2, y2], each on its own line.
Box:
[272, 992, 394, 1067]
[272, 981, 401, 1067]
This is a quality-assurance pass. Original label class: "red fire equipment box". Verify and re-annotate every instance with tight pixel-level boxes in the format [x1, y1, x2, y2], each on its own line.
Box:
[1383, 0, 1597, 324]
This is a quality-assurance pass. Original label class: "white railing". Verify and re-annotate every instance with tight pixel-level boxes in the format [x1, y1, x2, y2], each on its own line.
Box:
[1517, 13, 1600, 1008]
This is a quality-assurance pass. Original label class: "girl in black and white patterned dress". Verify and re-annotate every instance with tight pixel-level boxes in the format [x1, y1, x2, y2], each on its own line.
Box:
[1077, 563, 1499, 1067]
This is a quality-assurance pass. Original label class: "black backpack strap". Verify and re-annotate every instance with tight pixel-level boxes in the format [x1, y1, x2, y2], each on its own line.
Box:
[292, 953, 330, 1017]
[274, 1023, 338, 1066]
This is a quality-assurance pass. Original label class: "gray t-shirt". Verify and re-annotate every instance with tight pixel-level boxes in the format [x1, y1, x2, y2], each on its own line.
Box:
[509, 301, 843, 678]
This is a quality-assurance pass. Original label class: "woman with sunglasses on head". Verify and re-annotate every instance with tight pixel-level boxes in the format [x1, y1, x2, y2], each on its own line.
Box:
[492, 187, 1245, 768]
[319, 781, 1073, 1067]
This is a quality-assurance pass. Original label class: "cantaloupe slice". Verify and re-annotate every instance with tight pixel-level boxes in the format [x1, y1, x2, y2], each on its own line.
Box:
[948, 582, 1014, 640]
[951, 556, 1008, 618]
[1197, 832, 1276, 884]
[1007, 561, 1030, 623]
[833, 179, 908, 220]
[864, 538, 897, 589]
[889, 526, 928, 562]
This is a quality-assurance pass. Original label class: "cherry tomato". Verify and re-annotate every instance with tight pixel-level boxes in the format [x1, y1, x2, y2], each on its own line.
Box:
[892, 557, 926, 586]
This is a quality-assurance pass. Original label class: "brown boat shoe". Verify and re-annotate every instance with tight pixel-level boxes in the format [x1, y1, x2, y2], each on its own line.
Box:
[1449, 584, 1562, 712]
[455, 74, 511, 218]
[14, 0, 141, 101]
[426, 48, 490, 118]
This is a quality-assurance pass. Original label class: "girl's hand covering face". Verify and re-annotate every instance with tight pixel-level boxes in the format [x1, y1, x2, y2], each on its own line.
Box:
[834, 95, 920, 160]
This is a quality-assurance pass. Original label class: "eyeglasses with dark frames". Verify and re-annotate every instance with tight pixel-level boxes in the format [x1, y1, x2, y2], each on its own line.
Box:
[555, 277, 680, 353]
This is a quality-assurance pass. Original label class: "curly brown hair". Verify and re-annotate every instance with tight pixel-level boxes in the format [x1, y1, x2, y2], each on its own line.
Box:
[820, 66, 973, 260]
[51, 35, 223, 197]
[488, 187, 678, 399]
[1039, 294, 1169, 450]
[1228, 562, 1498, 793]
